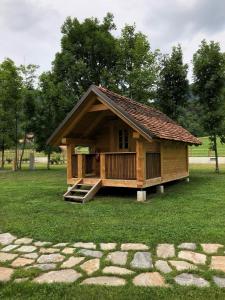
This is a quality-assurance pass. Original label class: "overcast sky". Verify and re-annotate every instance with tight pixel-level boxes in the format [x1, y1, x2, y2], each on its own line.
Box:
[1, 0, 225, 80]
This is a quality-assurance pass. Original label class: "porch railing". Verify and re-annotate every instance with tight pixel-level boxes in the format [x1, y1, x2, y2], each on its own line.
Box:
[72, 152, 136, 180]
[105, 152, 136, 180]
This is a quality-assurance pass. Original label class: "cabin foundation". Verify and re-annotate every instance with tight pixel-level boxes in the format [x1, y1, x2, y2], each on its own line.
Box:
[157, 185, 164, 194]
[137, 191, 146, 202]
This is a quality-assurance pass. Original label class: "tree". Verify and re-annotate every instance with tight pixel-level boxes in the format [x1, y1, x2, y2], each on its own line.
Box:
[18, 64, 39, 169]
[52, 13, 119, 110]
[0, 58, 22, 169]
[156, 45, 189, 121]
[193, 40, 225, 172]
[34, 72, 62, 169]
[117, 24, 158, 103]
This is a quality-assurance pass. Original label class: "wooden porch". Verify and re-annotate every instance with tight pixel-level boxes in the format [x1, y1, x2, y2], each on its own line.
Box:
[67, 150, 162, 188]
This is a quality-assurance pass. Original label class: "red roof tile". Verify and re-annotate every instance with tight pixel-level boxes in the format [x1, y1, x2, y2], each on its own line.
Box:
[97, 86, 201, 145]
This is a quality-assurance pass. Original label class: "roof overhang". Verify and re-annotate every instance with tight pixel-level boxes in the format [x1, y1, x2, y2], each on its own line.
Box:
[47, 85, 155, 146]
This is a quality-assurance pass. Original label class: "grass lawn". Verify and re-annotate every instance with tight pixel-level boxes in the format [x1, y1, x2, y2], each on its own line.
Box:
[189, 136, 225, 157]
[1, 164, 225, 299]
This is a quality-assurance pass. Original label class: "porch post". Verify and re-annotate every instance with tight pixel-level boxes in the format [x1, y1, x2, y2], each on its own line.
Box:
[136, 137, 146, 187]
[77, 154, 85, 178]
[100, 153, 106, 179]
[67, 144, 73, 181]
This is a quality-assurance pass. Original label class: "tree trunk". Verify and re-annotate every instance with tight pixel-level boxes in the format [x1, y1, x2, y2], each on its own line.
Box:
[19, 133, 26, 170]
[14, 113, 18, 171]
[47, 150, 51, 170]
[214, 134, 219, 173]
[1, 138, 5, 169]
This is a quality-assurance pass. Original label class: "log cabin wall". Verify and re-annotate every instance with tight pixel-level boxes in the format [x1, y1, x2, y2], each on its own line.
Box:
[160, 141, 188, 181]
[94, 118, 136, 153]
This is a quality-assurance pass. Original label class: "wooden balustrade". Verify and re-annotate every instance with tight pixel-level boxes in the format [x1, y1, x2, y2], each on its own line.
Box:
[105, 152, 136, 180]
[72, 152, 138, 180]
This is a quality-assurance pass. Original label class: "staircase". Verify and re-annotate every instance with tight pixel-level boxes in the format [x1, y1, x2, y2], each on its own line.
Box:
[63, 179, 102, 203]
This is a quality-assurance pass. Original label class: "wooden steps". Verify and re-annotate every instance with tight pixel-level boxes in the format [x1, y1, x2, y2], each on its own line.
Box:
[63, 179, 102, 203]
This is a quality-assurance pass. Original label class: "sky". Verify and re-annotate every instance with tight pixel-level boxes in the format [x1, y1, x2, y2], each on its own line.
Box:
[1, 0, 225, 81]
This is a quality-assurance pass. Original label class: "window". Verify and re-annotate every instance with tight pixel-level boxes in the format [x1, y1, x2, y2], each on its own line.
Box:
[119, 129, 129, 149]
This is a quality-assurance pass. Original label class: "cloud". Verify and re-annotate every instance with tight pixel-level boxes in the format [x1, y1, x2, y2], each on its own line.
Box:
[0, 0, 225, 81]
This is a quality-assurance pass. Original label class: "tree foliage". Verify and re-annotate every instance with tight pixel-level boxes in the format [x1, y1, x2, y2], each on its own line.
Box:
[0, 58, 22, 169]
[193, 40, 225, 172]
[156, 45, 189, 122]
[116, 24, 159, 103]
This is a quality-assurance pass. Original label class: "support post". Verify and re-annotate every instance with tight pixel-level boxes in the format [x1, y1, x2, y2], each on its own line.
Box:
[137, 190, 146, 202]
[67, 144, 74, 181]
[77, 154, 85, 178]
[136, 138, 146, 187]
[185, 177, 190, 183]
[100, 153, 106, 179]
[157, 185, 164, 194]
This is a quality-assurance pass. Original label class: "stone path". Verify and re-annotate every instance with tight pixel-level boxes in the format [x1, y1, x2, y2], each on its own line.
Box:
[1, 232, 225, 287]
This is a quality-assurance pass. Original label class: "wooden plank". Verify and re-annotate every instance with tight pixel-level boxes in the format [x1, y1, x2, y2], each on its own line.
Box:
[88, 103, 109, 112]
[66, 144, 73, 182]
[136, 138, 146, 185]
[62, 138, 94, 145]
[100, 153, 106, 179]
[83, 179, 102, 203]
[77, 154, 85, 178]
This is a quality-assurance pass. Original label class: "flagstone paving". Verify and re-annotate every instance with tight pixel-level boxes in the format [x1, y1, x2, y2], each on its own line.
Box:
[2, 231, 225, 287]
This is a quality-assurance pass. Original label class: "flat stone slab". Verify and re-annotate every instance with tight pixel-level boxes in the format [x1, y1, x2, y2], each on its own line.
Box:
[106, 251, 128, 266]
[34, 241, 52, 247]
[174, 273, 210, 287]
[133, 272, 167, 287]
[100, 243, 117, 251]
[178, 251, 207, 264]
[62, 247, 75, 254]
[155, 260, 172, 274]
[103, 266, 134, 275]
[0, 267, 14, 282]
[121, 243, 149, 251]
[53, 243, 68, 248]
[78, 249, 103, 258]
[11, 257, 34, 267]
[16, 245, 37, 253]
[22, 253, 39, 259]
[169, 260, 197, 271]
[61, 257, 85, 268]
[30, 264, 56, 271]
[37, 254, 65, 264]
[14, 277, 29, 283]
[81, 276, 126, 286]
[0, 233, 17, 245]
[157, 244, 175, 258]
[73, 242, 96, 249]
[213, 276, 225, 287]
[33, 269, 82, 283]
[80, 258, 100, 275]
[39, 247, 60, 254]
[0, 252, 18, 262]
[1, 244, 19, 252]
[14, 238, 33, 245]
[130, 252, 152, 269]
[178, 243, 196, 250]
[211, 256, 225, 272]
[201, 243, 223, 254]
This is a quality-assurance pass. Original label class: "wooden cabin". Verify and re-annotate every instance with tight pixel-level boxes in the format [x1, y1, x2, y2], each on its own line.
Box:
[48, 85, 201, 203]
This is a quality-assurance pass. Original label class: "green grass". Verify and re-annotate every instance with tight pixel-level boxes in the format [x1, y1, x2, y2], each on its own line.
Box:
[189, 136, 225, 157]
[1, 164, 225, 299]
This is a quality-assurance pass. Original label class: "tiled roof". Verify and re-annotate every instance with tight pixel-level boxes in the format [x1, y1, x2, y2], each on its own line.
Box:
[97, 86, 201, 145]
